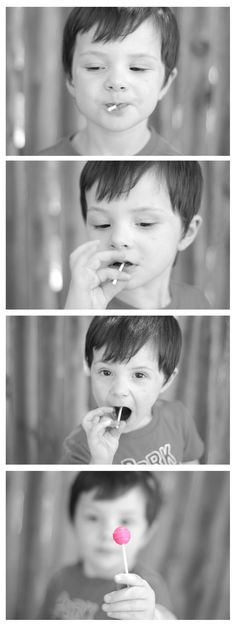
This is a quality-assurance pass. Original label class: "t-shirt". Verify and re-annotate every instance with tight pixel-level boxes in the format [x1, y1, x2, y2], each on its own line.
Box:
[108, 281, 210, 310]
[39, 561, 172, 620]
[39, 127, 179, 156]
[62, 400, 204, 465]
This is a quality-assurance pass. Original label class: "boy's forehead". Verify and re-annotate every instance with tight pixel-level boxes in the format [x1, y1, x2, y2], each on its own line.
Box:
[78, 485, 147, 512]
[74, 19, 162, 59]
[86, 172, 172, 213]
[92, 342, 159, 368]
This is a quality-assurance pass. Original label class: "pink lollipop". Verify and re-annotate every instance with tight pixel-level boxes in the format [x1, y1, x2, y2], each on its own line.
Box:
[113, 527, 131, 574]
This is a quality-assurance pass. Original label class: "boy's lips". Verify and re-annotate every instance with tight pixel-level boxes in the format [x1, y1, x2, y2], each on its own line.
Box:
[110, 261, 137, 273]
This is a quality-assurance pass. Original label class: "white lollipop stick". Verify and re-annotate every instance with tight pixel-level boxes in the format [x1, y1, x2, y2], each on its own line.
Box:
[112, 262, 125, 286]
[107, 104, 118, 112]
[122, 544, 129, 574]
[115, 406, 123, 429]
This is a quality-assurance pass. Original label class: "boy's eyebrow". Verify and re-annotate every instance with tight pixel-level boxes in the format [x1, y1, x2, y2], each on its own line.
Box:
[93, 360, 156, 372]
[78, 51, 159, 62]
[87, 206, 167, 215]
[84, 502, 141, 515]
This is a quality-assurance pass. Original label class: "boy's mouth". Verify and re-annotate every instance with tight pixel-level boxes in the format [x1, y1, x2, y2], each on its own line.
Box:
[110, 261, 136, 271]
[114, 406, 132, 422]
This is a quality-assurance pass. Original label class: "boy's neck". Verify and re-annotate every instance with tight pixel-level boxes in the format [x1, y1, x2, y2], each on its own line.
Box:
[115, 272, 173, 310]
[71, 121, 151, 156]
[124, 411, 153, 433]
[82, 559, 136, 579]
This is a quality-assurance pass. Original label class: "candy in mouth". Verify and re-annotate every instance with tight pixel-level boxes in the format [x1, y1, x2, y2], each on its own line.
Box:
[106, 103, 128, 112]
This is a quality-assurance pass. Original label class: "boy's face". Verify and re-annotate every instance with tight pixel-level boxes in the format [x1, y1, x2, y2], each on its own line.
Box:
[67, 20, 172, 133]
[72, 486, 149, 578]
[90, 342, 166, 431]
[86, 171, 183, 293]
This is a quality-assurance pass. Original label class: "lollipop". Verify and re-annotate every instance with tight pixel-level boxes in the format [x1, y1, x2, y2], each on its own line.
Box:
[112, 262, 125, 286]
[115, 406, 123, 429]
[113, 526, 131, 574]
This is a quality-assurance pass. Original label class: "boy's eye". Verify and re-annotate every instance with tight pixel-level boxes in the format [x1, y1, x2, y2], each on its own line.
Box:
[120, 518, 135, 526]
[85, 514, 99, 522]
[93, 223, 111, 229]
[99, 369, 112, 376]
[86, 66, 106, 71]
[134, 372, 147, 379]
[137, 222, 156, 228]
[130, 66, 148, 72]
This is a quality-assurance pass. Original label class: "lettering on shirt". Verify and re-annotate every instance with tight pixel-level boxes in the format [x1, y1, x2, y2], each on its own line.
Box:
[121, 443, 177, 465]
[52, 591, 98, 619]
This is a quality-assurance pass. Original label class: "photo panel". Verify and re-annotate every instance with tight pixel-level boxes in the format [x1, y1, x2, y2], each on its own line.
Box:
[6, 469, 230, 620]
[6, 7, 230, 156]
[6, 160, 230, 310]
[6, 315, 229, 465]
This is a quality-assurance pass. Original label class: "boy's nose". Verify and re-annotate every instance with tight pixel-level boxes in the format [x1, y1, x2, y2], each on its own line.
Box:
[109, 226, 132, 249]
[110, 377, 130, 397]
[105, 81, 127, 92]
[104, 68, 128, 92]
[100, 521, 116, 539]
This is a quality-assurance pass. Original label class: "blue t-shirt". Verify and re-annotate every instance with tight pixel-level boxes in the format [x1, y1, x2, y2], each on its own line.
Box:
[62, 399, 204, 465]
[39, 561, 172, 620]
[40, 127, 179, 156]
[108, 281, 210, 310]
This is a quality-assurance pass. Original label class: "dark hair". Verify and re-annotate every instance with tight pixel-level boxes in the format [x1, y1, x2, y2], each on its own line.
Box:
[69, 471, 163, 526]
[85, 316, 181, 383]
[62, 8, 179, 85]
[80, 161, 203, 235]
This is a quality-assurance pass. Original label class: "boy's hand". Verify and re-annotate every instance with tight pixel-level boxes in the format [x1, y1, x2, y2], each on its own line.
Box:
[82, 407, 126, 464]
[102, 573, 156, 620]
[65, 241, 131, 309]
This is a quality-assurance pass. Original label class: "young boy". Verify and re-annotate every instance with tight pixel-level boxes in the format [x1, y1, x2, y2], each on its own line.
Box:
[42, 7, 179, 156]
[65, 161, 210, 310]
[39, 471, 176, 620]
[62, 316, 204, 465]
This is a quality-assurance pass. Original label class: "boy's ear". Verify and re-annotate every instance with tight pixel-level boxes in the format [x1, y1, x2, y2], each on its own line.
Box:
[177, 215, 202, 252]
[158, 68, 178, 102]
[161, 367, 178, 393]
[66, 76, 76, 98]
[83, 359, 91, 377]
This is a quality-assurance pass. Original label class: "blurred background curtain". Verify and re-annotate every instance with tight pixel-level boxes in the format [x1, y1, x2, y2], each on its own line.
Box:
[6, 7, 229, 155]
[6, 316, 229, 464]
[6, 470, 229, 619]
[6, 160, 230, 309]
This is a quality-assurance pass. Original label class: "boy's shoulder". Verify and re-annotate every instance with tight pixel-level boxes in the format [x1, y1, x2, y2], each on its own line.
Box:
[108, 281, 210, 310]
[62, 424, 90, 464]
[135, 562, 173, 611]
[39, 135, 79, 156]
[168, 280, 210, 309]
[138, 126, 180, 156]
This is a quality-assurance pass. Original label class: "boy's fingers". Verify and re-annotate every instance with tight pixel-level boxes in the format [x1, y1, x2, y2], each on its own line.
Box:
[82, 408, 115, 429]
[89, 249, 127, 270]
[114, 573, 148, 587]
[103, 599, 147, 612]
[92, 417, 114, 435]
[105, 583, 148, 605]
[96, 268, 131, 285]
[70, 240, 100, 267]
[108, 421, 127, 438]
[70, 244, 126, 271]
